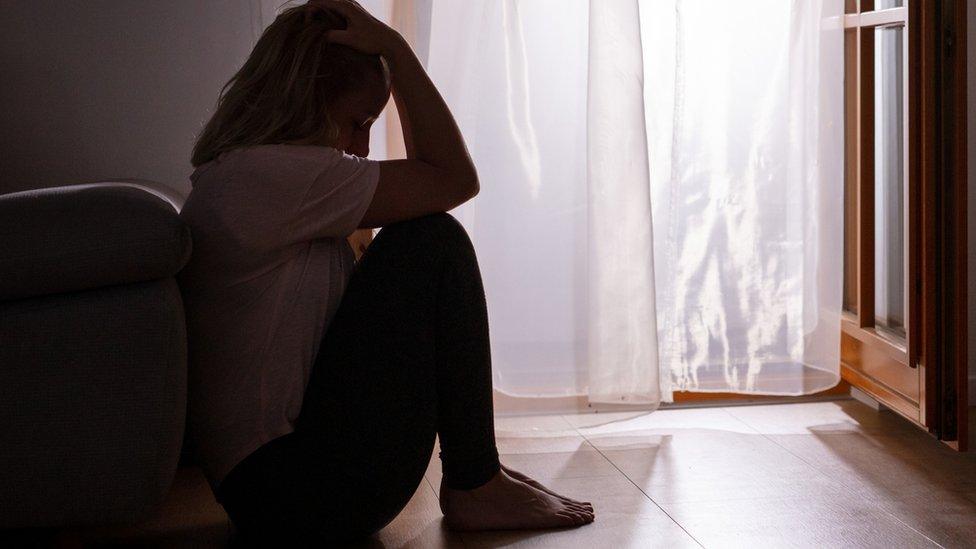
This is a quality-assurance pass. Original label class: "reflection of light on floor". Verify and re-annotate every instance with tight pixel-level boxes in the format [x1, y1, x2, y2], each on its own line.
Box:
[445, 402, 975, 546]
[495, 399, 920, 445]
[45, 401, 975, 547]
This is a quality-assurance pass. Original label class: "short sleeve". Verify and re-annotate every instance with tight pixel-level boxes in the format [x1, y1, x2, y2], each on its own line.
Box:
[286, 148, 380, 243]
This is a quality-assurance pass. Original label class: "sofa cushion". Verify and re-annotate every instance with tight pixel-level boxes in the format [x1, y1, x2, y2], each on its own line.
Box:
[0, 278, 187, 528]
[0, 183, 192, 301]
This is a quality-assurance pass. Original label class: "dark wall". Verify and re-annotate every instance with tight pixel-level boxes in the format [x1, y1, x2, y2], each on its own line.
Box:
[0, 1, 263, 197]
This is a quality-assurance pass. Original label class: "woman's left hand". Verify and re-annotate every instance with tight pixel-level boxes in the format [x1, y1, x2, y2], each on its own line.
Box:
[308, 0, 403, 57]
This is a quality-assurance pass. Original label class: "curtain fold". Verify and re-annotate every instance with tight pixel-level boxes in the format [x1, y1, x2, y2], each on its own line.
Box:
[424, 0, 596, 398]
[586, 0, 661, 405]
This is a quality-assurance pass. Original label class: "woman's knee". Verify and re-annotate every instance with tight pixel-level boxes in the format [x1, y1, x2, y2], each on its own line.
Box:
[384, 211, 462, 233]
[375, 212, 471, 249]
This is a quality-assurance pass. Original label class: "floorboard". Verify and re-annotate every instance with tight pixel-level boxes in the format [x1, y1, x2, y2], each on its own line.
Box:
[7, 399, 975, 548]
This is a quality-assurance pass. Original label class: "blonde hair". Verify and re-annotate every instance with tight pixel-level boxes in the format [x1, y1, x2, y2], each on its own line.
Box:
[191, 5, 385, 167]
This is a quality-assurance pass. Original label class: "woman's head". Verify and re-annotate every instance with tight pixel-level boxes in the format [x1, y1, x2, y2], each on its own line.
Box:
[191, 4, 390, 166]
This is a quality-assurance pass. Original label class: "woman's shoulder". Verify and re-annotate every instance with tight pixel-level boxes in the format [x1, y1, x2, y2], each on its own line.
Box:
[191, 144, 350, 190]
[213, 144, 345, 171]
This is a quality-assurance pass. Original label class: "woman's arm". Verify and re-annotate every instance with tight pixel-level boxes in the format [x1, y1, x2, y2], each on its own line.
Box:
[318, 0, 479, 228]
[382, 33, 476, 184]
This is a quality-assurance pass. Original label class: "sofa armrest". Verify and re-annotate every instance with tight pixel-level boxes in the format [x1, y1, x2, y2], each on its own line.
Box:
[0, 278, 187, 528]
[0, 183, 191, 301]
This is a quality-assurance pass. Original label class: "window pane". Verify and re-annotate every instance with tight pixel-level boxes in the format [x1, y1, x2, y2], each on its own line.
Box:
[875, 0, 905, 9]
[843, 29, 858, 314]
[873, 25, 905, 337]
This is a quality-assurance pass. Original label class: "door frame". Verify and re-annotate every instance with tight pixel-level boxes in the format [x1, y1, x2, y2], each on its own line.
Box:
[840, 0, 967, 450]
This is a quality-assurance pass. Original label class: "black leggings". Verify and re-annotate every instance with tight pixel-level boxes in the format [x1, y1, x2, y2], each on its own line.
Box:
[215, 213, 501, 546]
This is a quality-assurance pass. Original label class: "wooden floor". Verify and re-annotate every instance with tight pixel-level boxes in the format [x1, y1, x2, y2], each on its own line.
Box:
[20, 399, 976, 548]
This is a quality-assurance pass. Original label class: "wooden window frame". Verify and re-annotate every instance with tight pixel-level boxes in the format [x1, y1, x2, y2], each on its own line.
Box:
[840, 0, 968, 449]
[842, 1, 917, 417]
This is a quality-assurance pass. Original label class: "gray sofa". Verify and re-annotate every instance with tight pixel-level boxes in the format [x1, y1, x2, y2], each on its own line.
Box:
[0, 182, 191, 529]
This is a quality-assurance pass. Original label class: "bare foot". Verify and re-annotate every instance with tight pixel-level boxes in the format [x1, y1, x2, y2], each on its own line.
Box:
[439, 468, 595, 531]
[500, 464, 591, 508]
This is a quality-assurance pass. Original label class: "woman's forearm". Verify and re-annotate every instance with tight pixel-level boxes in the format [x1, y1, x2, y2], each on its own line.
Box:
[383, 35, 478, 186]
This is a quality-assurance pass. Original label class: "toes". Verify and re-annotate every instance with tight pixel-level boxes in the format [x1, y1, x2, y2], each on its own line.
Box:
[572, 508, 594, 525]
[570, 503, 594, 516]
[559, 503, 594, 525]
[576, 501, 594, 512]
[555, 510, 586, 527]
[571, 499, 593, 511]
[573, 504, 594, 519]
[564, 502, 587, 513]
[509, 475, 591, 510]
[532, 483, 592, 511]
[569, 503, 593, 515]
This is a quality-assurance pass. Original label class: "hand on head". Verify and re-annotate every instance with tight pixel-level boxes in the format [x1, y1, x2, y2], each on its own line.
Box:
[307, 0, 400, 56]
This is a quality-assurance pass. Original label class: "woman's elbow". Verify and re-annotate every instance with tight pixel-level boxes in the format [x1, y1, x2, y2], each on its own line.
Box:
[431, 168, 478, 212]
[462, 164, 480, 196]
[450, 170, 479, 205]
[464, 174, 480, 200]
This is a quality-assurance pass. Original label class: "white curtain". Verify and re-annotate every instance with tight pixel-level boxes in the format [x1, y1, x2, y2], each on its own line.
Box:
[424, 0, 617, 400]
[587, 0, 660, 404]
[379, 0, 843, 401]
[643, 0, 844, 394]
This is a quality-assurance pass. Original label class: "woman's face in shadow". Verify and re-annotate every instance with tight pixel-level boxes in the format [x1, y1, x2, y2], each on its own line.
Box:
[330, 68, 392, 158]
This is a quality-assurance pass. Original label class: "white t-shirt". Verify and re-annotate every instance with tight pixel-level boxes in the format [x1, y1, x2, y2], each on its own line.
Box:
[178, 144, 380, 489]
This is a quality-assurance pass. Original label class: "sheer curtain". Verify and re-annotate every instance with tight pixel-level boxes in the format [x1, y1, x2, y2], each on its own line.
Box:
[408, 0, 660, 405]
[377, 0, 844, 402]
[643, 0, 844, 394]
[587, 0, 660, 404]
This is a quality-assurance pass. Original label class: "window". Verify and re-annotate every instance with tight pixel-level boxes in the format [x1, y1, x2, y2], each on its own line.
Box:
[840, 0, 968, 449]
[841, 0, 919, 417]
